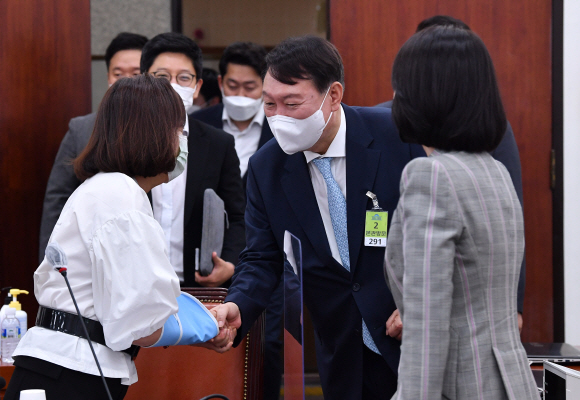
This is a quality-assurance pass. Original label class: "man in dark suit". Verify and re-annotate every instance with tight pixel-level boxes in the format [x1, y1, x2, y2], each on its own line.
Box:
[189, 42, 273, 186]
[190, 41, 280, 400]
[212, 36, 425, 400]
[378, 15, 526, 328]
[141, 33, 246, 288]
[39, 32, 148, 262]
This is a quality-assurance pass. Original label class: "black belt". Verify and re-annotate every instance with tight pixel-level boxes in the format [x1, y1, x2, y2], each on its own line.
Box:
[36, 306, 140, 359]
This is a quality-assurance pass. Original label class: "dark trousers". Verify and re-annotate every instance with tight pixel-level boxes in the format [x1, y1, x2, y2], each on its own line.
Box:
[362, 346, 398, 400]
[4, 356, 128, 400]
[263, 281, 283, 400]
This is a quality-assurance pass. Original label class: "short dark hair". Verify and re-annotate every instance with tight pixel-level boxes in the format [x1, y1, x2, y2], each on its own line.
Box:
[391, 26, 506, 152]
[199, 68, 221, 103]
[219, 42, 267, 78]
[105, 32, 148, 70]
[264, 35, 344, 93]
[140, 32, 203, 78]
[416, 15, 470, 32]
[73, 74, 185, 180]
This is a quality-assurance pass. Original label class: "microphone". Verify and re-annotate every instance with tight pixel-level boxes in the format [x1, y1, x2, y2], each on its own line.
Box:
[45, 242, 113, 400]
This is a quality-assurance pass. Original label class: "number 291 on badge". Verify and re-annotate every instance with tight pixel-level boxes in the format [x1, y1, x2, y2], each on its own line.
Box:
[364, 210, 388, 247]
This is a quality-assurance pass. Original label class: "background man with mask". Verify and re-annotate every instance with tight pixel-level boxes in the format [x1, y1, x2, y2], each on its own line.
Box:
[39, 32, 148, 262]
[211, 36, 425, 400]
[141, 32, 246, 289]
[190, 42, 274, 185]
[190, 68, 222, 112]
[190, 40, 282, 400]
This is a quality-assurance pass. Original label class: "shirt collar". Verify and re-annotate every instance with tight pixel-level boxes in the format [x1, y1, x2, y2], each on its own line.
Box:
[183, 114, 189, 136]
[222, 102, 265, 132]
[304, 105, 346, 163]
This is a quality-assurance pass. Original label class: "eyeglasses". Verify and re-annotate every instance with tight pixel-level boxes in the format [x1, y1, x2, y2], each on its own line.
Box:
[152, 71, 196, 87]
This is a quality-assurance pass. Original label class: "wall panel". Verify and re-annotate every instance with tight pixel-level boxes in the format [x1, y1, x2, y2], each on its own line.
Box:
[0, 0, 91, 327]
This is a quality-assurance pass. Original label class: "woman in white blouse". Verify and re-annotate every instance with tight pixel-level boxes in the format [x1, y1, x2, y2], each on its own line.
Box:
[5, 75, 221, 399]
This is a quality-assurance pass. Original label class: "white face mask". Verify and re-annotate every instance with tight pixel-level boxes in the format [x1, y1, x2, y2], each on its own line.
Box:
[171, 83, 197, 114]
[222, 92, 263, 121]
[168, 135, 189, 181]
[267, 87, 333, 155]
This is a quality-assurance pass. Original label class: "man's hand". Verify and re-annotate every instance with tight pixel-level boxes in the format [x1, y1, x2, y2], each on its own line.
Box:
[386, 309, 402, 341]
[211, 302, 242, 330]
[518, 312, 523, 333]
[195, 252, 235, 287]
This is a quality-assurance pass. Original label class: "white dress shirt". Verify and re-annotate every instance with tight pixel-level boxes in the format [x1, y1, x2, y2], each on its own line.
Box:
[222, 105, 264, 177]
[14, 172, 180, 385]
[151, 116, 189, 282]
[303, 105, 347, 265]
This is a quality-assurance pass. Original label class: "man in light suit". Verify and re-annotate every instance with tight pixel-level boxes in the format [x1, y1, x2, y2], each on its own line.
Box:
[378, 15, 527, 327]
[212, 36, 425, 400]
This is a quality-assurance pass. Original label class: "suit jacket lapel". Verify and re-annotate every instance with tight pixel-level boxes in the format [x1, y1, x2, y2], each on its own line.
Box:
[184, 124, 210, 225]
[282, 153, 347, 277]
[344, 106, 381, 274]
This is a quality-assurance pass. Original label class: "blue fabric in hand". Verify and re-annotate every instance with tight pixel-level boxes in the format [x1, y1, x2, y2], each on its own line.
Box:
[149, 292, 219, 347]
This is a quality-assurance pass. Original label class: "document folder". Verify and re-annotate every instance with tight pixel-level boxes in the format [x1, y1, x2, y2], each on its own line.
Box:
[197, 189, 225, 276]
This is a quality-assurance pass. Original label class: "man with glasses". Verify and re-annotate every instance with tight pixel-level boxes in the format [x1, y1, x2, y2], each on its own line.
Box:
[39, 32, 148, 262]
[140, 32, 246, 289]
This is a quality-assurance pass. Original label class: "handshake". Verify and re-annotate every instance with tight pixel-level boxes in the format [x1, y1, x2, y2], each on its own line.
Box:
[198, 302, 242, 353]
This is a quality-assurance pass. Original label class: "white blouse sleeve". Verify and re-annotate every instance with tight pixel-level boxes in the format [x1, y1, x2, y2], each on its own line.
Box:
[90, 210, 180, 351]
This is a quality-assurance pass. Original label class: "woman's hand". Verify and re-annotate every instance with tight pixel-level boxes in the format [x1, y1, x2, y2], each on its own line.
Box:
[195, 252, 235, 287]
[191, 303, 238, 353]
[386, 309, 403, 341]
[192, 326, 236, 353]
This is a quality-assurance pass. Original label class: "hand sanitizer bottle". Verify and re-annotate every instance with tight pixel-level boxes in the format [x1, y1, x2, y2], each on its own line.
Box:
[9, 289, 29, 336]
[1, 307, 21, 364]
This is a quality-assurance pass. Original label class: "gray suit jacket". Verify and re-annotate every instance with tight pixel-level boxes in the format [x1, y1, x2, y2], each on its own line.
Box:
[39, 113, 96, 262]
[384, 151, 538, 399]
[378, 100, 526, 313]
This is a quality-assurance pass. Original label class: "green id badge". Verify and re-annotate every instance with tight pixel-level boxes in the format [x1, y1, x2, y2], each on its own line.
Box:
[364, 210, 388, 247]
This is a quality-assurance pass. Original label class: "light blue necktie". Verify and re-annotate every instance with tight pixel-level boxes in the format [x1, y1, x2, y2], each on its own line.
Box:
[312, 157, 381, 355]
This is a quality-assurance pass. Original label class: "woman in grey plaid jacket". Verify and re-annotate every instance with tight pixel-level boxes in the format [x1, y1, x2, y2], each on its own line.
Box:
[384, 25, 539, 400]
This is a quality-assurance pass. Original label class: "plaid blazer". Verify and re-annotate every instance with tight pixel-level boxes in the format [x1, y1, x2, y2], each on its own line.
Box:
[384, 151, 539, 400]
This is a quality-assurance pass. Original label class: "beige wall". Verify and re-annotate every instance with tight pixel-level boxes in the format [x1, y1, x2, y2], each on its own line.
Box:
[91, 0, 171, 55]
[90, 0, 173, 111]
[182, 0, 326, 47]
